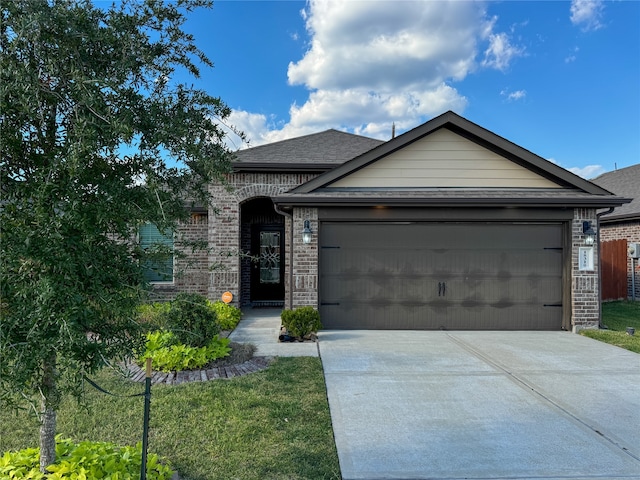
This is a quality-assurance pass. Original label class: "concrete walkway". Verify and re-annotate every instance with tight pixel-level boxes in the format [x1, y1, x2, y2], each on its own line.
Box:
[229, 310, 640, 479]
[229, 307, 318, 357]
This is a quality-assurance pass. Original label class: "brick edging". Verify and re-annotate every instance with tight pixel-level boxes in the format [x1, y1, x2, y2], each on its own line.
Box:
[125, 356, 273, 385]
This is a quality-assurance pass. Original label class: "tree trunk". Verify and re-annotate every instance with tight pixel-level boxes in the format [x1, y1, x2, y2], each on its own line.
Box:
[39, 403, 57, 473]
[39, 356, 58, 473]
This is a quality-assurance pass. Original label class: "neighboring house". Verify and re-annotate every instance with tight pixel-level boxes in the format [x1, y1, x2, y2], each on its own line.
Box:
[158, 111, 630, 332]
[592, 164, 640, 300]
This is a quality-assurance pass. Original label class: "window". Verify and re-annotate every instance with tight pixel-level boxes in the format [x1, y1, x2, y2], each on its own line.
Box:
[139, 223, 174, 283]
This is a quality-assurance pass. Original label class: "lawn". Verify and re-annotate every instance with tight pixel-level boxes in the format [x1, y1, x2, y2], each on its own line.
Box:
[580, 301, 640, 353]
[0, 357, 341, 480]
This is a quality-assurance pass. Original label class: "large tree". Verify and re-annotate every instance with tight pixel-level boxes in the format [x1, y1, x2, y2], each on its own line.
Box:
[0, 0, 236, 471]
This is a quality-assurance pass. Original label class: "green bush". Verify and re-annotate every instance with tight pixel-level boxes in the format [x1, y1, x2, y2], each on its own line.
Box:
[163, 293, 219, 347]
[138, 331, 231, 372]
[136, 302, 171, 329]
[0, 436, 173, 479]
[208, 300, 242, 330]
[281, 306, 322, 339]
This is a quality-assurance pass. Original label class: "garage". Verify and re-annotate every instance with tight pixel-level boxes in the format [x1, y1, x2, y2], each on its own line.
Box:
[319, 222, 564, 330]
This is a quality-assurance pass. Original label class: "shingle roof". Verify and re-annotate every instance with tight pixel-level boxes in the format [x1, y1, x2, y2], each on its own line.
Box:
[591, 164, 640, 222]
[232, 129, 384, 171]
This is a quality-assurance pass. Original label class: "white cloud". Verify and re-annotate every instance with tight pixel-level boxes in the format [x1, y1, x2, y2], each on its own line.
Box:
[501, 89, 526, 101]
[568, 164, 605, 179]
[570, 0, 605, 32]
[233, 1, 527, 146]
[481, 32, 525, 71]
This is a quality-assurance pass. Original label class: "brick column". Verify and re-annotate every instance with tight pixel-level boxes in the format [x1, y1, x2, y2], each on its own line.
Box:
[292, 208, 318, 309]
[571, 208, 600, 331]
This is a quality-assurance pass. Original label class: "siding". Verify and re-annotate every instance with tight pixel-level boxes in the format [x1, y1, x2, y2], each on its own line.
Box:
[330, 128, 562, 189]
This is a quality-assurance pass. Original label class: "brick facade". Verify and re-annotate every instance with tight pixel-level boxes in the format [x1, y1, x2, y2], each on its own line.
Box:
[152, 177, 608, 332]
[207, 172, 318, 307]
[571, 209, 600, 330]
[599, 219, 640, 300]
[150, 212, 209, 301]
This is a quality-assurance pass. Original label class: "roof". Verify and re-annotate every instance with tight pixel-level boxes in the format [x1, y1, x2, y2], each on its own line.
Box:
[591, 164, 640, 223]
[275, 111, 631, 209]
[232, 129, 384, 172]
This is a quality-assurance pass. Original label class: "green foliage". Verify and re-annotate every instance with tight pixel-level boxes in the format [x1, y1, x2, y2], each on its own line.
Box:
[138, 331, 230, 372]
[208, 301, 242, 330]
[136, 303, 172, 330]
[162, 293, 219, 347]
[281, 307, 322, 339]
[0, 436, 173, 479]
[0, 0, 239, 468]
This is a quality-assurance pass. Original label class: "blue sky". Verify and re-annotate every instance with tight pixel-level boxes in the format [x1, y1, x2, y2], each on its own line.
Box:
[181, 0, 639, 179]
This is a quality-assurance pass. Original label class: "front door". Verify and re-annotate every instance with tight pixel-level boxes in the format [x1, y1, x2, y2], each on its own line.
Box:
[251, 225, 285, 302]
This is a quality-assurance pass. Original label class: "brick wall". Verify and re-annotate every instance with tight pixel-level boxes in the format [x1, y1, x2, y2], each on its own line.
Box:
[150, 212, 209, 302]
[208, 172, 318, 306]
[571, 208, 600, 330]
[600, 219, 640, 300]
[291, 208, 318, 309]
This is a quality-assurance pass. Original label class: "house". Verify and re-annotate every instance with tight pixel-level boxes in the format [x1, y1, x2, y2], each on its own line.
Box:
[157, 111, 630, 331]
[592, 164, 640, 301]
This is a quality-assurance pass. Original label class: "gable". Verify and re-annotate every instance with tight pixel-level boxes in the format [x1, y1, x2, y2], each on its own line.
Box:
[329, 128, 562, 189]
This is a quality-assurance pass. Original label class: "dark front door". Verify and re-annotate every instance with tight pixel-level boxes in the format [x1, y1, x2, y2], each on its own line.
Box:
[251, 225, 285, 302]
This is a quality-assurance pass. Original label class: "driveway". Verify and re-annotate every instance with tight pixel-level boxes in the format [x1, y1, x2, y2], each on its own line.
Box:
[318, 330, 640, 480]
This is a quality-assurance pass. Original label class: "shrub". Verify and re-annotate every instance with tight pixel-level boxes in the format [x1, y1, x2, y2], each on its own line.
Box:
[208, 300, 242, 330]
[0, 436, 173, 479]
[163, 293, 218, 347]
[138, 331, 231, 372]
[281, 306, 322, 339]
[137, 302, 171, 329]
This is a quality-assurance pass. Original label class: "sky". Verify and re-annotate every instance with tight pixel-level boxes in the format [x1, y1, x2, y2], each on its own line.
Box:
[179, 0, 639, 179]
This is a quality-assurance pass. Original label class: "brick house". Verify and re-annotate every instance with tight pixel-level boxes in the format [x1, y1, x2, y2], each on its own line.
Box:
[592, 164, 640, 300]
[156, 111, 630, 331]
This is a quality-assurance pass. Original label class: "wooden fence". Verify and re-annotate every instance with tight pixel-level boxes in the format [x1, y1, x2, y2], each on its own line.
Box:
[601, 239, 628, 301]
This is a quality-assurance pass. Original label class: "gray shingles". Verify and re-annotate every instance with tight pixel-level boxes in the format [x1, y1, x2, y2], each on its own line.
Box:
[591, 164, 640, 220]
[232, 129, 384, 165]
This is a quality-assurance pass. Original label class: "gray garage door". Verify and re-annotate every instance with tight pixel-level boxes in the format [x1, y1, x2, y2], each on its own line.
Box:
[319, 222, 563, 330]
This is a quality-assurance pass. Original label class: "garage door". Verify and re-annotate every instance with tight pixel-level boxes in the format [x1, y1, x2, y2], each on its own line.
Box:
[319, 222, 564, 330]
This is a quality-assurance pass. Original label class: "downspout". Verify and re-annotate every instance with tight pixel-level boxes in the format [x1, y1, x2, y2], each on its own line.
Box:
[597, 207, 615, 328]
[273, 202, 294, 310]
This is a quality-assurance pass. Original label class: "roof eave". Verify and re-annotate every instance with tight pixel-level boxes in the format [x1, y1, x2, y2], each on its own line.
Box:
[273, 195, 632, 209]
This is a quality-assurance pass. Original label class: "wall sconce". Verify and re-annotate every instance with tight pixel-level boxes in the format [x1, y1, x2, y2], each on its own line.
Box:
[302, 220, 313, 244]
[582, 221, 596, 246]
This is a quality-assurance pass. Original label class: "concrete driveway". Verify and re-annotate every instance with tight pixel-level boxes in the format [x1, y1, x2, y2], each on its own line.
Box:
[319, 330, 640, 480]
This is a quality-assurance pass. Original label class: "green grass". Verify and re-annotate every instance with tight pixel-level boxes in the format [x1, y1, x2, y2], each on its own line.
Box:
[580, 301, 640, 353]
[0, 357, 341, 480]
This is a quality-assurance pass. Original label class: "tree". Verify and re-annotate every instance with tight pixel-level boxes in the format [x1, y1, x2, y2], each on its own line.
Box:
[0, 0, 237, 471]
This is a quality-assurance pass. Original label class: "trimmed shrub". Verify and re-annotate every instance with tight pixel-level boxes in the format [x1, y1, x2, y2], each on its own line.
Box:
[208, 300, 242, 331]
[0, 436, 173, 479]
[281, 306, 322, 339]
[163, 293, 218, 347]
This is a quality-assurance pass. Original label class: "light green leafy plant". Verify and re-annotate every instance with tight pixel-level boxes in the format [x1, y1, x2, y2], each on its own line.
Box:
[208, 301, 242, 331]
[0, 436, 173, 479]
[138, 331, 231, 372]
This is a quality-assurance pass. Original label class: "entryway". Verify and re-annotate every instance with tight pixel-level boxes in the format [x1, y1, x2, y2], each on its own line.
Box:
[240, 197, 285, 307]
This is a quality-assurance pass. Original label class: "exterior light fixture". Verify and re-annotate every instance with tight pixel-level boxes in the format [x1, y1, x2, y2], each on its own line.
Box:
[302, 220, 313, 244]
[582, 221, 596, 246]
